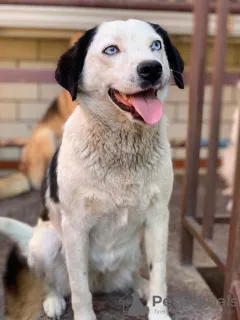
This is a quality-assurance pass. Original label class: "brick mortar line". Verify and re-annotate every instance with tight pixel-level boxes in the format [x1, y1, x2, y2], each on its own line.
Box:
[15, 101, 20, 121]
[0, 98, 50, 102]
[0, 120, 37, 124]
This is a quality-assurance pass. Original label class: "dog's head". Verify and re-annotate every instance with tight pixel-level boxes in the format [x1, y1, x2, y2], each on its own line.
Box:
[56, 20, 184, 125]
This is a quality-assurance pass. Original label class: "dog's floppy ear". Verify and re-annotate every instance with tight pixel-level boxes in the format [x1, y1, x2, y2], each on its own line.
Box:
[149, 23, 184, 89]
[55, 27, 97, 100]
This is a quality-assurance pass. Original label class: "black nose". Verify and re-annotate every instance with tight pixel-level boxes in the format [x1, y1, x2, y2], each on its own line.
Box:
[137, 60, 162, 83]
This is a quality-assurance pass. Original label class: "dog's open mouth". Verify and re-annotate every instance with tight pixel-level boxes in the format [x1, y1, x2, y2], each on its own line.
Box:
[108, 88, 163, 125]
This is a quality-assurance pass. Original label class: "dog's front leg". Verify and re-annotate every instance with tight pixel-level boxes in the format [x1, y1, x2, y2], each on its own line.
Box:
[145, 204, 171, 320]
[62, 215, 96, 320]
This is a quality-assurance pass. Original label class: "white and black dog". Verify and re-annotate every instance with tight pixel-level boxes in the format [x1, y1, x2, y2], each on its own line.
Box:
[2, 20, 184, 320]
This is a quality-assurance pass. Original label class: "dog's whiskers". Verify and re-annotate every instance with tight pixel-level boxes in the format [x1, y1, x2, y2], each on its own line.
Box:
[169, 67, 184, 88]
[170, 67, 183, 77]
[172, 74, 184, 88]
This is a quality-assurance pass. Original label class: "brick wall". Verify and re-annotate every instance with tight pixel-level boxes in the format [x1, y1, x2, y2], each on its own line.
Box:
[166, 85, 238, 160]
[0, 35, 239, 162]
[0, 36, 68, 160]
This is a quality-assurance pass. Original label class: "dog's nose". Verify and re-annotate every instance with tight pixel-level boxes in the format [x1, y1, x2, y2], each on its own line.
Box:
[137, 60, 162, 83]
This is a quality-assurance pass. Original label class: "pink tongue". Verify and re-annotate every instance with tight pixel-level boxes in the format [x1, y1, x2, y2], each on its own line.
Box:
[131, 92, 163, 125]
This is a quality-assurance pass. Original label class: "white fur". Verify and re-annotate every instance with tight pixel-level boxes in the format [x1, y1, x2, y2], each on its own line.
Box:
[0, 217, 33, 257]
[29, 19, 177, 320]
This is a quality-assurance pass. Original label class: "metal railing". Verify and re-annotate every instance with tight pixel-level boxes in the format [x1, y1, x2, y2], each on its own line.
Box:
[181, 0, 240, 318]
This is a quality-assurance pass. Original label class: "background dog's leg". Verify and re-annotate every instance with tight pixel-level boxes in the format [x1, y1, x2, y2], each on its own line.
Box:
[222, 187, 233, 196]
[144, 205, 171, 320]
[227, 199, 233, 212]
[61, 215, 96, 320]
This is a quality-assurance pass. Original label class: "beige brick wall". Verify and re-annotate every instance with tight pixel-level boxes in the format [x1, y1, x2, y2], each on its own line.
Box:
[0, 36, 68, 160]
[0, 36, 238, 162]
[168, 85, 238, 159]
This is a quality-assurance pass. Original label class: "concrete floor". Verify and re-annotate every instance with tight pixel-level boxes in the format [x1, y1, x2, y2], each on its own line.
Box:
[0, 174, 227, 319]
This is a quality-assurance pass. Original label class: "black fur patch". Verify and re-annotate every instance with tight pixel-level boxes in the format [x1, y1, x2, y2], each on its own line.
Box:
[40, 175, 47, 205]
[148, 23, 184, 89]
[40, 174, 50, 220]
[40, 208, 50, 221]
[149, 263, 153, 272]
[55, 27, 97, 100]
[49, 148, 60, 203]
[3, 245, 27, 293]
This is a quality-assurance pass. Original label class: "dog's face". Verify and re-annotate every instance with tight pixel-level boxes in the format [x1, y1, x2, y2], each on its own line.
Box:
[56, 20, 184, 125]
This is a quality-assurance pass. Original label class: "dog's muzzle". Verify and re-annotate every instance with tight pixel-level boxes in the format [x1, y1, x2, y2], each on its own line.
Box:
[108, 88, 163, 125]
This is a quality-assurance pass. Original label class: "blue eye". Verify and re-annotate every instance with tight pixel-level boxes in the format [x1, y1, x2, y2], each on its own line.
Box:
[151, 40, 162, 51]
[103, 45, 119, 55]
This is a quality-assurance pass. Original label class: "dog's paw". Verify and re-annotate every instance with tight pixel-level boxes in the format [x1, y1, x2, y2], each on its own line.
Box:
[74, 308, 97, 320]
[43, 293, 66, 319]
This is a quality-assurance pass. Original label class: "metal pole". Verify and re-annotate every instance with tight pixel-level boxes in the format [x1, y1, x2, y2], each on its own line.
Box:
[203, 0, 229, 239]
[181, 0, 210, 264]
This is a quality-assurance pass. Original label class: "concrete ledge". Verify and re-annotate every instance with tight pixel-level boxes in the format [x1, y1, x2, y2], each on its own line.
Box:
[1, 4, 239, 37]
[0, 5, 193, 34]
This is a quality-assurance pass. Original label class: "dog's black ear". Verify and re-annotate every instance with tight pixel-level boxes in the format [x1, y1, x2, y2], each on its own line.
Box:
[55, 27, 97, 100]
[149, 23, 184, 89]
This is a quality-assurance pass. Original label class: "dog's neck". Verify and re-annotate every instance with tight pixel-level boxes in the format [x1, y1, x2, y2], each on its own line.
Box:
[78, 93, 161, 133]
[67, 95, 170, 172]
[77, 93, 162, 140]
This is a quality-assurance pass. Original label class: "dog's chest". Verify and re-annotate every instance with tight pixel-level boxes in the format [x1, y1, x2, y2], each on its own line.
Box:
[59, 115, 172, 212]
[80, 154, 162, 212]
[77, 128, 166, 207]
[89, 207, 143, 272]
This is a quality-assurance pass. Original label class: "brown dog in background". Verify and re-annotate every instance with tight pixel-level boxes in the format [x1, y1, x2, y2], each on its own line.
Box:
[0, 91, 77, 199]
[0, 34, 82, 200]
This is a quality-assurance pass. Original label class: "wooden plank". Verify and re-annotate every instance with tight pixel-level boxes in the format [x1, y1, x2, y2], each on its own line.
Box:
[0, 68, 55, 83]
[196, 215, 231, 225]
[0, 138, 230, 149]
[0, 161, 19, 170]
[184, 216, 226, 272]
[0, 68, 239, 85]
[0, 158, 222, 171]
[0, 138, 29, 147]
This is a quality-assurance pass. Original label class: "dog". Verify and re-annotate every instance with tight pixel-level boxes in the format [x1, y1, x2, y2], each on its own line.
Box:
[0, 90, 77, 200]
[219, 82, 240, 211]
[2, 19, 184, 320]
[0, 32, 83, 201]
